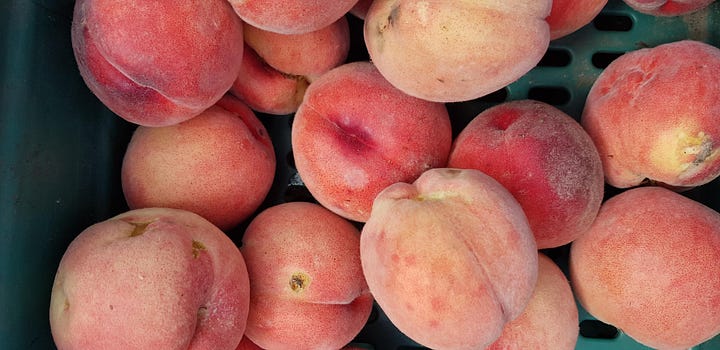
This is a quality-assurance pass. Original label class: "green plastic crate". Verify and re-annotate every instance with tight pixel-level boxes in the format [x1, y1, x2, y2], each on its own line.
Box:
[1, 1, 719, 349]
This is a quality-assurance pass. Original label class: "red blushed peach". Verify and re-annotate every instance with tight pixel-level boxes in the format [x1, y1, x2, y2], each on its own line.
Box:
[291, 61, 452, 222]
[350, 0, 374, 19]
[449, 100, 604, 249]
[570, 186, 720, 349]
[71, 0, 243, 127]
[227, 0, 358, 34]
[241, 202, 373, 350]
[243, 17, 350, 80]
[49, 208, 250, 350]
[547, 0, 608, 40]
[623, 0, 716, 16]
[121, 94, 276, 231]
[363, 0, 551, 102]
[235, 336, 262, 350]
[230, 18, 350, 115]
[486, 253, 578, 350]
[581, 40, 720, 189]
[229, 43, 310, 115]
[360, 168, 538, 350]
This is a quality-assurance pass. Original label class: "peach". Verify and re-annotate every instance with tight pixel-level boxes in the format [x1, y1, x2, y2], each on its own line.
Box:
[71, 0, 244, 127]
[49, 208, 250, 350]
[486, 253, 579, 350]
[241, 202, 373, 350]
[363, 0, 551, 102]
[623, 0, 716, 16]
[230, 18, 350, 115]
[350, 0, 374, 19]
[235, 336, 262, 350]
[360, 168, 538, 350]
[291, 61, 452, 222]
[570, 186, 720, 349]
[547, 0, 608, 40]
[448, 100, 604, 249]
[227, 0, 358, 34]
[581, 40, 720, 189]
[121, 94, 276, 231]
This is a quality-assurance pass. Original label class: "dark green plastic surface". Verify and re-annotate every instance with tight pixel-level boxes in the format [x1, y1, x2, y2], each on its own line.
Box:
[1, 1, 719, 349]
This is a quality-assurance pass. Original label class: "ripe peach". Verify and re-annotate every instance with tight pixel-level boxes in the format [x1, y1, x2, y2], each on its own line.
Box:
[547, 0, 608, 40]
[291, 61, 451, 222]
[241, 202, 373, 350]
[121, 94, 276, 231]
[363, 0, 551, 102]
[486, 253, 579, 350]
[71, 0, 244, 127]
[570, 186, 720, 349]
[227, 0, 358, 34]
[350, 0, 374, 19]
[448, 100, 604, 249]
[581, 40, 720, 189]
[360, 168, 538, 350]
[49, 208, 250, 350]
[623, 0, 716, 16]
[235, 336, 262, 350]
[230, 18, 350, 115]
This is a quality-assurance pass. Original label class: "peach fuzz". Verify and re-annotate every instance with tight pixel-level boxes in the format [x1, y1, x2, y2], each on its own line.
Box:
[448, 100, 604, 249]
[71, 0, 244, 127]
[363, 0, 551, 102]
[230, 18, 350, 115]
[121, 94, 275, 231]
[291, 61, 452, 222]
[234, 336, 262, 350]
[570, 186, 720, 349]
[547, 0, 608, 40]
[227, 0, 358, 34]
[241, 202, 373, 350]
[486, 253, 579, 350]
[360, 168, 538, 350]
[623, 0, 716, 16]
[49, 208, 250, 350]
[581, 40, 720, 189]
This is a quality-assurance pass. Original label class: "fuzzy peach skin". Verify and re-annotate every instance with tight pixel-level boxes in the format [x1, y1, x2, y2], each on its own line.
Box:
[360, 168, 538, 350]
[570, 186, 720, 350]
[623, 0, 716, 16]
[230, 18, 350, 115]
[363, 0, 551, 102]
[71, 0, 244, 127]
[547, 0, 608, 40]
[449, 100, 604, 249]
[49, 208, 250, 350]
[121, 94, 275, 231]
[350, 0, 374, 19]
[241, 202, 373, 350]
[227, 0, 358, 34]
[486, 253, 578, 350]
[234, 336, 262, 350]
[291, 61, 451, 222]
[581, 40, 720, 189]
[230, 43, 310, 115]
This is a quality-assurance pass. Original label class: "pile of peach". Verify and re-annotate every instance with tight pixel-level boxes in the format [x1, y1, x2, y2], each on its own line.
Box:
[50, 0, 720, 349]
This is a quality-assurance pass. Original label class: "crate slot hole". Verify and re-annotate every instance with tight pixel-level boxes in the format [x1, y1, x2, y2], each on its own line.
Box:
[579, 319, 620, 339]
[593, 14, 633, 31]
[592, 51, 625, 69]
[527, 86, 571, 105]
[537, 48, 572, 67]
[477, 87, 509, 103]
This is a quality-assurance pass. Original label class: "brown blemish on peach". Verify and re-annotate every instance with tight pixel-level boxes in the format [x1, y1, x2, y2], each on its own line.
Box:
[192, 240, 207, 258]
[290, 272, 311, 292]
[129, 222, 151, 237]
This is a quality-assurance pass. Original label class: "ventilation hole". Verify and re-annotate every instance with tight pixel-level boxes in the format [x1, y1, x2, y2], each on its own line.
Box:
[537, 48, 572, 67]
[477, 87, 509, 103]
[284, 172, 316, 203]
[592, 52, 625, 69]
[527, 86, 571, 105]
[579, 319, 620, 339]
[366, 303, 380, 324]
[593, 14, 633, 31]
[397, 347, 431, 350]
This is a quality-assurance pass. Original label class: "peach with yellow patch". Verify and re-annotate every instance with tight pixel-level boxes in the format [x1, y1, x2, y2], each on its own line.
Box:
[581, 40, 720, 189]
